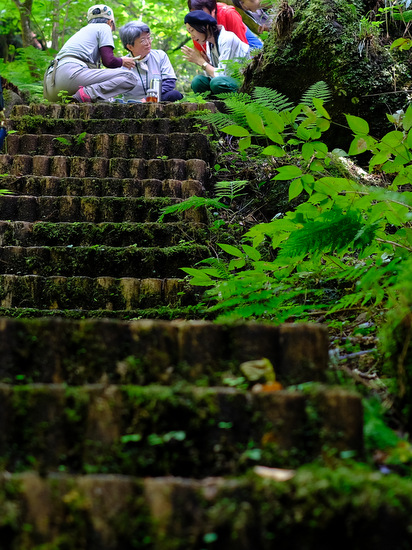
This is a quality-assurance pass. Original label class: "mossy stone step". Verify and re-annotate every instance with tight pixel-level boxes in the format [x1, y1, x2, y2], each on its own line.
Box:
[6, 133, 212, 162]
[9, 115, 208, 135]
[0, 275, 196, 310]
[2, 468, 409, 550]
[0, 195, 206, 223]
[0, 175, 205, 198]
[0, 318, 328, 386]
[0, 154, 207, 180]
[0, 243, 209, 277]
[0, 383, 362, 476]
[11, 100, 218, 120]
[0, 305, 204, 320]
[0, 221, 208, 247]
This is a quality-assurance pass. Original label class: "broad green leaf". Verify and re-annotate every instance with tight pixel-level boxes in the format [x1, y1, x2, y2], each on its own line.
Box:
[289, 177, 303, 200]
[404, 104, 412, 131]
[406, 127, 412, 149]
[310, 160, 324, 172]
[228, 257, 246, 270]
[221, 124, 250, 137]
[246, 111, 265, 135]
[348, 136, 368, 155]
[369, 150, 392, 168]
[218, 243, 244, 257]
[381, 130, 404, 147]
[273, 165, 303, 180]
[312, 141, 329, 157]
[262, 144, 285, 157]
[345, 114, 370, 134]
[264, 126, 284, 144]
[313, 97, 331, 119]
[390, 37, 412, 50]
[296, 125, 312, 140]
[239, 136, 252, 151]
[302, 142, 314, 161]
[316, 118, 331, 132]
[263, 110, 285, 132]
[241, 244, 261, 261]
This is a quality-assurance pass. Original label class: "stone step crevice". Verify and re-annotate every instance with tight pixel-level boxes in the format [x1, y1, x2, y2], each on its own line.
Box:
[6, 132, 212, 161]
[0, 155, 208, 180]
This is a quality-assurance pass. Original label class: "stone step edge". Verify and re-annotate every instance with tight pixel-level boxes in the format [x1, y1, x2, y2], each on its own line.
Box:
[1, 466, 408, 550]
[0, 318, 328, 385]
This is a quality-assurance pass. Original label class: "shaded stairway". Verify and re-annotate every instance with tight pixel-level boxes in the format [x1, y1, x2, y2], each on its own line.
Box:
[0, 100, 376, 549]
[0, 102, 215, 318]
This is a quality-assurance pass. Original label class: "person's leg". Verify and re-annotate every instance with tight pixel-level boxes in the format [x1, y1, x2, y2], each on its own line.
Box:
[191, 75, 212, 94]
[162, 89, 183, 102]
[209, 76, 241, 95]
[52, 63, 138, 102]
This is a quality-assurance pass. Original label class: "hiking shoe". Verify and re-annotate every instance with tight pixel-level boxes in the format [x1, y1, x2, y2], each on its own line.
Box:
[72, 86, 92, 103]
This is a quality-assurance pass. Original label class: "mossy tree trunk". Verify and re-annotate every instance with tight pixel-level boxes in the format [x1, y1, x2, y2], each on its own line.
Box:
[242, 0, 412, 148]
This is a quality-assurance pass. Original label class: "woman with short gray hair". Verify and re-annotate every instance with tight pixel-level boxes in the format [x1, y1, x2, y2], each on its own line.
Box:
[118, 21, 183, 102]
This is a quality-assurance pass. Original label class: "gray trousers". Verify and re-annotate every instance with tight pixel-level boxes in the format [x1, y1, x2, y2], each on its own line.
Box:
[44, 62, 138, 102]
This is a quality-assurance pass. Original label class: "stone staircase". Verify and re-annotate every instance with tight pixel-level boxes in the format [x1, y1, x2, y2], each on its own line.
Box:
[0, 100, 383, 549]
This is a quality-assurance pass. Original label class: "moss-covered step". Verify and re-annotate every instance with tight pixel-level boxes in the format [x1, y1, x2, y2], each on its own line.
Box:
[0, 155, 207, 180]
[8, 115, 209, 135]
[2, 467, 409, 550]
[0, 221, 209, 247]
[0, 196, 207, 223]
[0, 176, 206, 198]
[0, 275, 197, 310]
[0, 318, 328, 386]
[11, 100, 218, 120]
[0, 383, 362, 475]
[0, 243, 209, 277]
[5, 133, 212, 162]
[0, 304, 205, 321]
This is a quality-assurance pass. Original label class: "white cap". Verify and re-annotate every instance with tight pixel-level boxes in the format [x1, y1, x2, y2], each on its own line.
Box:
[87, 5, 115, 24]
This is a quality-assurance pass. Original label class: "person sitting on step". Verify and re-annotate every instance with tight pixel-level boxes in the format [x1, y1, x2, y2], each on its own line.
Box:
[43, 4, 138, 103]
[231, 0, 272, 33]
[187, 0, 263, 53]
[182, 10, 250, 96]
[118, 21, 183, 103]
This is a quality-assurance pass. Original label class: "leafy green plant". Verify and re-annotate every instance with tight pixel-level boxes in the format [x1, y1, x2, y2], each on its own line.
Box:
[180, 92, 412, 329]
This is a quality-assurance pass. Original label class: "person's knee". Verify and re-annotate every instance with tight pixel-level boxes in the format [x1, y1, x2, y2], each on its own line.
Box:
[191, 75, 211, 94]
[162, 89, 183, 102]
[210, 76, 240, 95]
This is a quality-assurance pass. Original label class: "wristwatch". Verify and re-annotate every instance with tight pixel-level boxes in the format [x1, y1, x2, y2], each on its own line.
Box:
[201, 61, 208, 69]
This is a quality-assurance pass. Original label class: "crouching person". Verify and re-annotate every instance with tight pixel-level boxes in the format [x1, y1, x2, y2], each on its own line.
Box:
[182, 10, 250, 96]
[43, 4, 138, 103]
[118, 21, 183, 102]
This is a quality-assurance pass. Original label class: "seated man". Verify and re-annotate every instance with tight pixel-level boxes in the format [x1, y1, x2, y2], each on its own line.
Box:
[119, 21, 183, 102]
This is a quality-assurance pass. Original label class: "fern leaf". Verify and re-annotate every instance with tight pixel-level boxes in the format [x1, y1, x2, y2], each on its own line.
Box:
[158, 196, 225, 222]
[300, 81, 332, 107]
[252, 87, 294, 111]
[214, 180, 248, 200]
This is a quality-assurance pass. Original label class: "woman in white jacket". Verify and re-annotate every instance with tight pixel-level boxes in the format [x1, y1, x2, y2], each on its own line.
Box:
[182, 10, 250, 95]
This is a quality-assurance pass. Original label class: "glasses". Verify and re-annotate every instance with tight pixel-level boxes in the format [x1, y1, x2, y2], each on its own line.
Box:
[138, 35, 152, 45]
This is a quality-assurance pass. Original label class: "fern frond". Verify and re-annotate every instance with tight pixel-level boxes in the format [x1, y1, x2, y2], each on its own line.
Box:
[158, 196, 225, 222]
[252, 87, 294, 111]
[300, 81, 332, 107]
[214, 180, 248, 200]
[194, 110, 238, 130]
[278, 208, 378, 258]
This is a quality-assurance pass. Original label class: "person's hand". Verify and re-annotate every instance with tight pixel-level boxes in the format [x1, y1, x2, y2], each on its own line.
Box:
[181, 45, 205, 66]
[121, 56, 136, 69]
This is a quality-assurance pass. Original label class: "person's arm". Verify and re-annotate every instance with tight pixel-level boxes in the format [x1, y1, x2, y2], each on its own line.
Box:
[161, 78, 177, 94]
[181, 45, 216, 77]
[99, 45, 136, 69]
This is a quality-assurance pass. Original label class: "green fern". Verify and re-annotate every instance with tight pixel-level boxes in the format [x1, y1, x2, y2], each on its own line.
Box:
[252, 86, 294, 111]
[300, 81, 332, 107]
[158, 196, 226, 222]
[214, 180, 248, 201]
